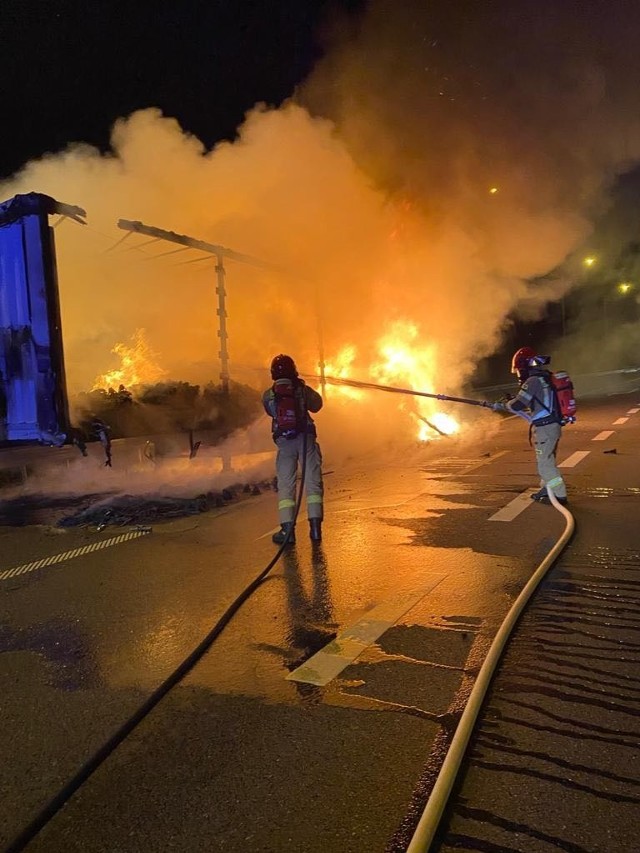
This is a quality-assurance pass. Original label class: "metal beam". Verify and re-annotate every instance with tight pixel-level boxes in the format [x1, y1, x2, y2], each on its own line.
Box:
[143, 246, 191, 259]
[117, 219, 274, 271]
[116, 218, 278, 393]
[115, 217, 327, 401]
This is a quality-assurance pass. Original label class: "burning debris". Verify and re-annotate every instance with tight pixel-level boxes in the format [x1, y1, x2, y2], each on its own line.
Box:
[93, 329, 167, 391]
[71, 376, 262, 447]
[58, 493, 218, 528]
[0, 480, 271, 528]
[320, 320, 461, 442]
[57, 481, 271, 528]
[0, 492, 111, 527]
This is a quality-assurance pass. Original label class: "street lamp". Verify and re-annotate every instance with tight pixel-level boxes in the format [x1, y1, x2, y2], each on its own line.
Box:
[603, 283, 636, 334]
[583, 256, 596, 268]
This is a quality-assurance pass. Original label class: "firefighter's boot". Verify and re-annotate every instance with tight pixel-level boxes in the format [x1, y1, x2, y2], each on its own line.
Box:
[309, 518, 322, 542]
[272, 522, 295, 545]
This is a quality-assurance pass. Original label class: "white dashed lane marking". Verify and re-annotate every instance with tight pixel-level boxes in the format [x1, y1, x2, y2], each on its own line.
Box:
[485, 405, 633, 522]
[0, 530, 151, 582]
[490, 447, 593, 522]
[287, 575, 447, 686]
[489, 492, 533, 522]
[593, 430, 615, 441]
[559, 451, 591, 468]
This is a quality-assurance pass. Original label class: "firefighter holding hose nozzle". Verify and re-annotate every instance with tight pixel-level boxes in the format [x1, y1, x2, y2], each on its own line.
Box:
[263, 354, 324, 544]
[491, 347, 571, 506]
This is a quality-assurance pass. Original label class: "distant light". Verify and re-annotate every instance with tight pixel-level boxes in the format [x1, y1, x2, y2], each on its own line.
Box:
[583, 256, 596, 267]
[489, 187, 499, 195]
[618, 282, 633, 294]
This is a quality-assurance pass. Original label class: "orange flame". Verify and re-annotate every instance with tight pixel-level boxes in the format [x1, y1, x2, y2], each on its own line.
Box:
[93, 329, 167, 390]
[322, 345, 364, 399]
[324, 320, 460, 441]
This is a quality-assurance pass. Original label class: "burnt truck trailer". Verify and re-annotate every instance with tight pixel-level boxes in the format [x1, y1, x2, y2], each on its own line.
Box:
[0, 192, 85, 446]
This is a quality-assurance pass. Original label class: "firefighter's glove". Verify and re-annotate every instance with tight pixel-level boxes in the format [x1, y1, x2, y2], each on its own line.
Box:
[490, 401, 507, 413]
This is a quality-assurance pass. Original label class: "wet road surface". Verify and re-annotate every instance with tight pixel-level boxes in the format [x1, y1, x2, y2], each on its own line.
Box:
[436, 398, 640, 853]
[1, 393, 638, 852]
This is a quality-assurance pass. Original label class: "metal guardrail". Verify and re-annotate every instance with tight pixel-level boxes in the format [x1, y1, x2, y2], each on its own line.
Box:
[474, 366, 640, 398]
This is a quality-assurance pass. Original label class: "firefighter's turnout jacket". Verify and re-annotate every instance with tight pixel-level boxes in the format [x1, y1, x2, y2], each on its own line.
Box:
[262, 379, 324, 523]
[506, 369, 567, 499]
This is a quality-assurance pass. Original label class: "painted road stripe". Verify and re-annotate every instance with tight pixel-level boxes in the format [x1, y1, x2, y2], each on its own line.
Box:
[593, 430, 614, 441]
[443, 449, 510, 478]
[488, 491, 533, 522]
[287, 575, 447, 686]
[613, 417, 629, 425]
[627, 408, 640, 414]
[257, 526, 283, 541]
[0, 530, 151, 582]
[559, 451, 591, 468]
[257, 521, 309, 541]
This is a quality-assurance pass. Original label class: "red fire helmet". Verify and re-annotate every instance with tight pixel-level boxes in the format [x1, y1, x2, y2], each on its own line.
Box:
[270, 354, 298, 380]
[511, 346, 537, 374]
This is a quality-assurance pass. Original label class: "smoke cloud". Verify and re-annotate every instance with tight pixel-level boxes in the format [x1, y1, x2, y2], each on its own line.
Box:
[2, 0, 640, 449]
[303, 0, 640, 373]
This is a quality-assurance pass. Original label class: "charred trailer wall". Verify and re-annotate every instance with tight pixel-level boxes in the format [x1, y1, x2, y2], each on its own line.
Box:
[0, 193, 82, 445]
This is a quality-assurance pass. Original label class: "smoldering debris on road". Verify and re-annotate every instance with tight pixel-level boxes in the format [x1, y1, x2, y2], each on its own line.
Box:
[0, 482, 271, 528]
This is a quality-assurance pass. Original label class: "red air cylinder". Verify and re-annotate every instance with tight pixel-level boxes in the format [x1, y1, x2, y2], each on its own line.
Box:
[552, 371, 577, 424]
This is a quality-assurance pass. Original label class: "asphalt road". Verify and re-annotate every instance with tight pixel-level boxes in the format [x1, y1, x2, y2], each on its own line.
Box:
[1, 392, 638, 852]
[436, 399, 640, 853]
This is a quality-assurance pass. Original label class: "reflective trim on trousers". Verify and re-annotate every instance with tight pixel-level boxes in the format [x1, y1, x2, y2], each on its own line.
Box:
[275, 435, 324, 523]
[532, 422, 566, 498]
[307, 492, 323, 520]
[546, 476, 565, 490]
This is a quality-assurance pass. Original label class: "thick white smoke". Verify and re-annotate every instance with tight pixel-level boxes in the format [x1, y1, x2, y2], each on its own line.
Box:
[1, 0, 639, 459]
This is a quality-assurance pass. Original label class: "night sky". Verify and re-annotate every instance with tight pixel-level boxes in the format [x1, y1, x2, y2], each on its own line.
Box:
[2, 0, 639, 379]
[0, 0, 363, 179]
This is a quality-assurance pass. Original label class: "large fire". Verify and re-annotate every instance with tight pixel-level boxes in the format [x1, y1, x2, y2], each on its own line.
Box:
[322, 345, 364, 400]
[93, 329, 167, 390]
[94, 321, 458, 441]
[324, 320, 460, 441]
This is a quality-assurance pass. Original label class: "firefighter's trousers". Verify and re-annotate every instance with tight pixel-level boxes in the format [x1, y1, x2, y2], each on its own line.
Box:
[275, 433, 323, 523]
[532, 422, 567, 498]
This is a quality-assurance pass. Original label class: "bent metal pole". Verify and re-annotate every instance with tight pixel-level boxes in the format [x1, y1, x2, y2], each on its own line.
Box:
[306, 374, 494, 408]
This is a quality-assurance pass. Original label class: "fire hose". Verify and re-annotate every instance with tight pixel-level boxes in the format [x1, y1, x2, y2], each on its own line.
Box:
[312, 372, 575, 850]
[4, 432, 309, 853]
[406, 488, 575, 851]
[304, 374, 496, 409]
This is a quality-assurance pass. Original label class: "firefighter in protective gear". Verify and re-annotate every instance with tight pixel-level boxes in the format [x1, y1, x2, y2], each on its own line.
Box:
[493, 347, 568, 505]
[263, 355, 324, 544]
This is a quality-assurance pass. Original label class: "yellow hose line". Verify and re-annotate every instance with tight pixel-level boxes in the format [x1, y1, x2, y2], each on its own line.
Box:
[406, 488, 575, 852]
